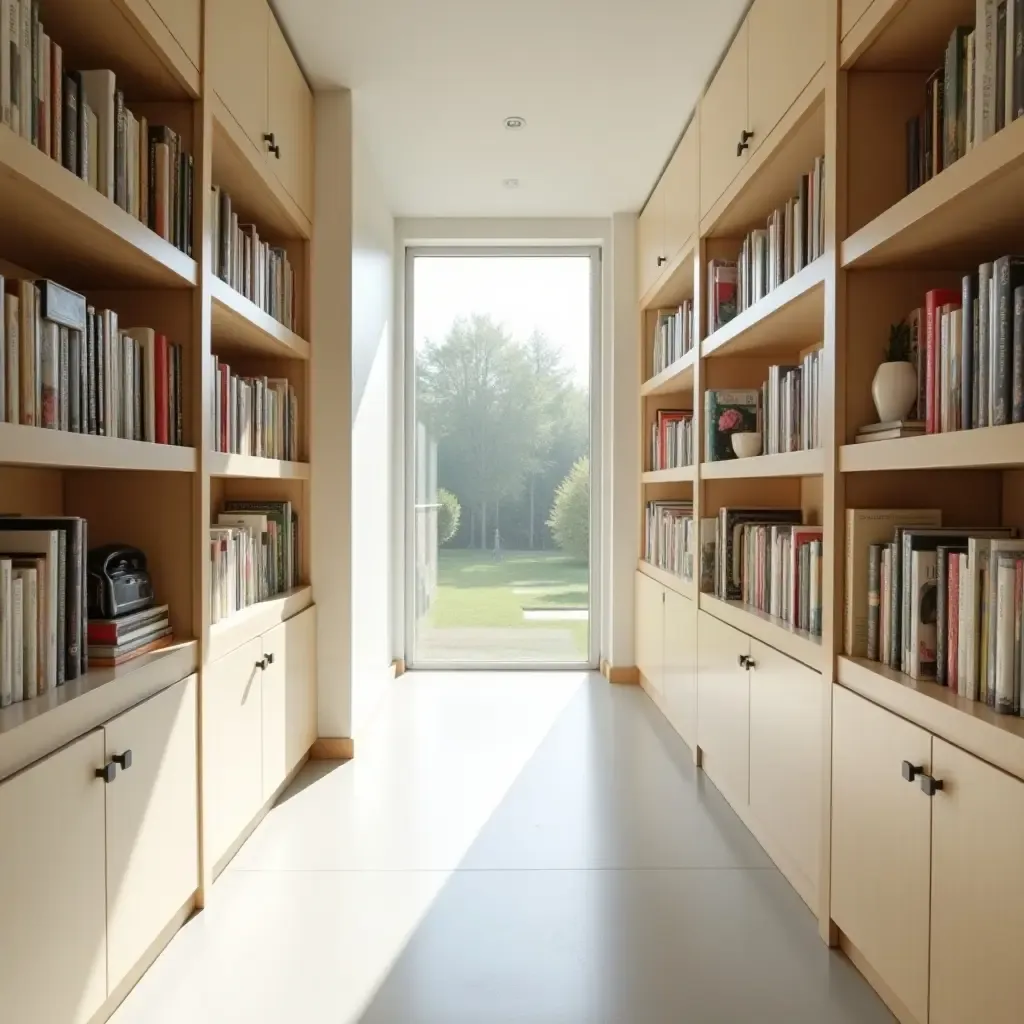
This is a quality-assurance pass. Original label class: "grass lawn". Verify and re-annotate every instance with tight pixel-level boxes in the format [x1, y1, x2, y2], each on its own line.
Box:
[425, 549, 590, 658]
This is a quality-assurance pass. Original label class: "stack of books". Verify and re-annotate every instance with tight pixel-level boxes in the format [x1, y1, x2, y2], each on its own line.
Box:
[211, 186, 297, 331]
[762, 352, 822, 454]
[211, 357, 300, 460]
[0, 21, 193, 253]
[855, 420, 925, 443]
[0, 276, 185, 443]
[652, 301, 694, 375]
[644, 500, 695, 581]
[650, 409, 694, 470]
[87, 605, 172, 668]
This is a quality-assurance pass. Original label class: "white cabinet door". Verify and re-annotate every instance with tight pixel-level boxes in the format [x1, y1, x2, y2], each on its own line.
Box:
[268, 13, 315, 218]
[0, 732, 108, 1024]
[662, 590, 697, 750]
[104, 676, 199, 991]
[635, 571, 665, 695]
[207, 0, 270, 152]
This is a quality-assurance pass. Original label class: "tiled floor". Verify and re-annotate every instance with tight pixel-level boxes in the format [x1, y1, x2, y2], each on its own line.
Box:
[110, 672, 894, 1023]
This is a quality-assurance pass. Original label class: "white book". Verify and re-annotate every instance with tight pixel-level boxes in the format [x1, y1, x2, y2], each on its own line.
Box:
[125, 327, 156, 442]
[77, 70, 116, 201]
[983, 540, 1024, 702]
[13, 566, 36, 698]
[995, 556, 1018, 713]
[977, 0, 999, 143]
[0, 534, 57, 691]
[957, 553, 970, 688]
[10, 574, 21, 702]
[909, 551, 938, 679]
[0, 557, 9, 706]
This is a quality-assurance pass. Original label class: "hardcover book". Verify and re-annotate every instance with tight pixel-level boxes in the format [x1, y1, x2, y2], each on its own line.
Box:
[704, 389, 759, 462]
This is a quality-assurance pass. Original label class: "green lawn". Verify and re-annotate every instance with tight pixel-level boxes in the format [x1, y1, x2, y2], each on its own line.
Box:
[425, 549, 590, 657]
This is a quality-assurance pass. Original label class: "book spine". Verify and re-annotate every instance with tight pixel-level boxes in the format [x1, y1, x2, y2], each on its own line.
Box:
[890, 539, 901, 668]
[999, 1, 1009, 131]
[68, 328, 79, 432]
[1014, 285, 1024, 421]
[65, 520, 82, 680]
[55, 530, 64, 686]
[39, 320, 56, 428]
[937, 547, 949, 684]
[996, 557, 1016, 712]
[950, 554, 961, 692]
[867, 544, 882, 661]
[1017, 0, 1024, 118]
[963, 275, 975, 428]
[995, 257, 1014, 424]
[926, 293, 939, 433]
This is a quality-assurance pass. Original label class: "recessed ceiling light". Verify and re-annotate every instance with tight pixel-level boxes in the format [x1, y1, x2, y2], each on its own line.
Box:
[503, 178, 520, 189]
[504, 116, 526, 130]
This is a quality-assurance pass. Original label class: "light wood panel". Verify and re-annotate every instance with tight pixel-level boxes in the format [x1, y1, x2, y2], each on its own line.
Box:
[842, 423, 1024, 473]
[0, 424, 196, 473]
[207, 585, 314, 662]
[662, 120, 699, 267]
[103, 676, 198, 991]
[211, 276, 311, 359]
[701, 448, 824, 480]
[634, 571, 664, 695]
[638, 184, 665, 299]
[641, 348, 696, 396]
[663, 589, 697, 750]
[208, 452, 311, 479]
[637, 560, 696, 601]
[144, 0, 201, 72]
[842, 0, 978, 71]
[642, 466, 696, 484]
[207, 0, 269, 153]
[0, 730, 108, 1024]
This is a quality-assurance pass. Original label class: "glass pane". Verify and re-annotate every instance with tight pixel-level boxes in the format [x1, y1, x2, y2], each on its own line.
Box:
[410, 254, 593, 666]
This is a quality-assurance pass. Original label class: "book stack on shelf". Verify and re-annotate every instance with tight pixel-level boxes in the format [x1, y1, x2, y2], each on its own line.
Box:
[650, 408, 694, 470]
[87, 604, 172, 668]
[855, 420, 925, 443]
[652, 301, 694, 374]
[0, 515, 87, 706]
[762, 351, 821, 454]
[210, 500, 299, 623]
[714, 507, 822, 636]
[0, 27, 193, 253]
[906, 12, 1023, 194]
[0, 276, 185, 443]
[644, 499, 695, 582]
[211, 357, 299, 460]
[704, 388, 759, 461]
[211, 186, 297, 330]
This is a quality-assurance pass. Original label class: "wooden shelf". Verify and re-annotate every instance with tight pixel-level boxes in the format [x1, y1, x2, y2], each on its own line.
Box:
[208, 452, 310, 479]
[841, 423, 1024, 473]
[842, 117, 1024, 270]
[0, 425, 196, 472]
[637, 560, 696, 601]
[208, 586, 313, 663]
[0, 125, 197, 288]
[700, 594, 824, 671]
[702, 448, 824, 480]
[641, 350, 696, 397]
[838, 656, 1024, 784]
[643, 466, 695, 484]
[701, 259, 826, 359]
[841, 0, 975, 72]
[0, 638, 198, 782]
[210, 277, 310, 359]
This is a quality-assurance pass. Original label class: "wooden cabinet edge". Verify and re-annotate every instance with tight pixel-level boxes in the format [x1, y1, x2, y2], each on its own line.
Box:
[121, 0, 201, 96]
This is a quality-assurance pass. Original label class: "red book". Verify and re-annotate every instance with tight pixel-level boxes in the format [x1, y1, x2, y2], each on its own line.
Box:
[155, 334, 169, 445]
[948, 554, 959, 693]
[924, 289, 961, 433]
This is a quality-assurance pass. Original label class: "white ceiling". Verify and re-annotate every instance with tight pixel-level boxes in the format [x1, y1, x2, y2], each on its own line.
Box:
[275, 0, 748, 218]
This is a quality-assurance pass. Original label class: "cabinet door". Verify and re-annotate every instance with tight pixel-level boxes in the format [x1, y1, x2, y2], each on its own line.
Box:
[662, 590, 697, 750]
[747, 0, 826, 156]
[268, 14, 315, 218]
[696, 611, 750, 808]
[699, 20, 749, 220]
[104, 676, 198, 991]
[637, 179, 664, 300]
[661, 120, 698, 265]
[0, 732, 108, 1024]
[207, 0, 269, 151]
[145, 0, 201, 70]
[930, 739, 1024, 1024]
[748, 641, 822, 904]
[203, 637, 264, 865]
[262, 606, 317, 800]
[635, 572, 665, 694]
[841, 0, 873, 40]
[830, 686, 931, 1024]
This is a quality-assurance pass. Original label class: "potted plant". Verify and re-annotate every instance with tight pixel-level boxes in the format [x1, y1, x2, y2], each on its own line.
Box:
[872, 319, 918, 423]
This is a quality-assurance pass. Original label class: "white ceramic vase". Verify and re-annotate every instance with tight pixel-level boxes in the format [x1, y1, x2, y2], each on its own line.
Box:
[871, 361, 917, 423]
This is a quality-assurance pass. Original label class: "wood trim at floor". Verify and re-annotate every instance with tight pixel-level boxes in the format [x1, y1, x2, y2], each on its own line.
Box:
[391, 658, 406, 677]
[606, 664, 640, 685]
[840, 934, 921, 1024]
[310, 736, 355, 760]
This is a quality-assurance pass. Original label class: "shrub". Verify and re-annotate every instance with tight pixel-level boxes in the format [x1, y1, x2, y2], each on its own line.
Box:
[548, 457, 589, 561]
[437, 488, 462, 545]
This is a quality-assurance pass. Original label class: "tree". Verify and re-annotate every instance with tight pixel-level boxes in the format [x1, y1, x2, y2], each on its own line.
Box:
[548, 457, 589, 561]
[437, 488, 461, 545]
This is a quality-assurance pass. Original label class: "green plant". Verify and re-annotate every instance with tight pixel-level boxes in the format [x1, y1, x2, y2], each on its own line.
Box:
[885, 319, 912, 362]
[437, 488, 462, 546]
[547, 457, 589, 562]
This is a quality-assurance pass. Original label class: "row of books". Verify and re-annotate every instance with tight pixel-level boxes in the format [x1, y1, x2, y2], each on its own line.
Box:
[736, 521, 825, 636]
[209, 500, 300, 624]
[906, 8, 1024, 194]
[651, 301, 694, 377]
[0, 276, 185, 443]
[211, 186, 297, 331]
[643, 500, 695, 581]
[88, 604, 171, 668]
[650, 409, 694, 471]
[762, 351, 821, 455]
[211, 357, 300, 461]
[0, 11, 193, 253]
[707, 157, 825, 332]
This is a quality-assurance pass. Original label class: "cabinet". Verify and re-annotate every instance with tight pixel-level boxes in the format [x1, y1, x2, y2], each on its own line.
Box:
[662, 589, 697, 750]
[637, 191, 664, 301]
[146, 0, 201, 70]
[0, 731, 108, 1024]
[841, 0, 874, 40]
[268, 15, 315, 218]
[635, 571, 665, 695]
[103, 677, 198, 992]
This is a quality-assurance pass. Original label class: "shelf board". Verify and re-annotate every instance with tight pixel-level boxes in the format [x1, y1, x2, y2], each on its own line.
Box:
[642, 466, 696, 484]
[838, 656, 1024, 784]
[0, 125, 197, 288]
[640, 238, 696, 311]
[208, 452, 310, 480]
[700, 594, 824, 672]
[208, 586, 313, 663]
[0, 637, 198, 782]
[0, 424, 196, 472]
[701, 259, 827, 359]
[842, 116, 1024, 269]
[841, 423, 1024, 473]
[641, 350, 697, 397]
[637, 560, 696, 601]
[702, 448, 824, 480]
[211, 277, 310, 360]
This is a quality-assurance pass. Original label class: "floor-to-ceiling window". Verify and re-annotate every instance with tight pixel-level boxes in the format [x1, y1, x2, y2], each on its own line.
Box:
[406, 249, 600, 668]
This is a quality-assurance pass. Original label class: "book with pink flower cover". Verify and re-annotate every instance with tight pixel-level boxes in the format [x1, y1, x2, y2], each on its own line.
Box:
[704, 388, 760, 462]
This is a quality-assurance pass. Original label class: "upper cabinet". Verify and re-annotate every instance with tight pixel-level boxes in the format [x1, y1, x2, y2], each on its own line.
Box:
[637, 188, 664, 301]
[841, 0, 874, 40]
[146, 0, 202, 72]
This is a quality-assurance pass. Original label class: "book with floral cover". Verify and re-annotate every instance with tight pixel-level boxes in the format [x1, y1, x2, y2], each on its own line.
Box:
[704, 389, 759, 462]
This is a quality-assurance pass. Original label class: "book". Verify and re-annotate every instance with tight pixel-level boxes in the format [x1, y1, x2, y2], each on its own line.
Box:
[998, 1, 1009, 132]
[0, 557, 9, 706]
[13, 565, 36, 698]
[936, 544, 968, 685]
[978, 0, 999, 143]
[925, 288, 962, 433]
[88, 632, 173, 667]
[87, 603, 170, 645]
[704, 389, 759, 462]
[10, 573, 21, 703]
[995, 553, 1020, 711]
[949, 552, 962, 692]
[867, 544, 883, 661]
[854, 426, 926, 442]
[993, 255, 1024, 424]
[0, 0, 12, 129]
[1014, 285, 1024, 421]
[0, 533, 57, 690]
[62, 72, 76, 173]
[909, 550, 939, 679]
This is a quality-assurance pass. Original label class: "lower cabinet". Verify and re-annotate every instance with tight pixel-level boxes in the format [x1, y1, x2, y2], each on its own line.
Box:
[663, 589, 697, 750]
[635, 571, 665, 695]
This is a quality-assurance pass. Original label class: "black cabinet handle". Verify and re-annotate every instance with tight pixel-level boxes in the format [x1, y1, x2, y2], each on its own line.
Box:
[746, 658, 756, 670]
[256, 657, 268, 670]
[265, 652, 275, 666]
[96, 761, 117, 784]
[920, 774, 944, 797]
[737, 654, 746, 668]
[263, 132, 281, 158]
[657, 256, 667, 267]
[113, 750, 133, 771]
[737, 129, 754, 156]
[901, 761, 923, 782]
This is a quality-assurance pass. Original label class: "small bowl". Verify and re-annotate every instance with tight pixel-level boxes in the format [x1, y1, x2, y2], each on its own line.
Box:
[731, 431, 762, 458]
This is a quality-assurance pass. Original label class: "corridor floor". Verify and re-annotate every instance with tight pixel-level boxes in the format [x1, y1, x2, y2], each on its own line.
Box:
[110, 672, 893, 1024]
